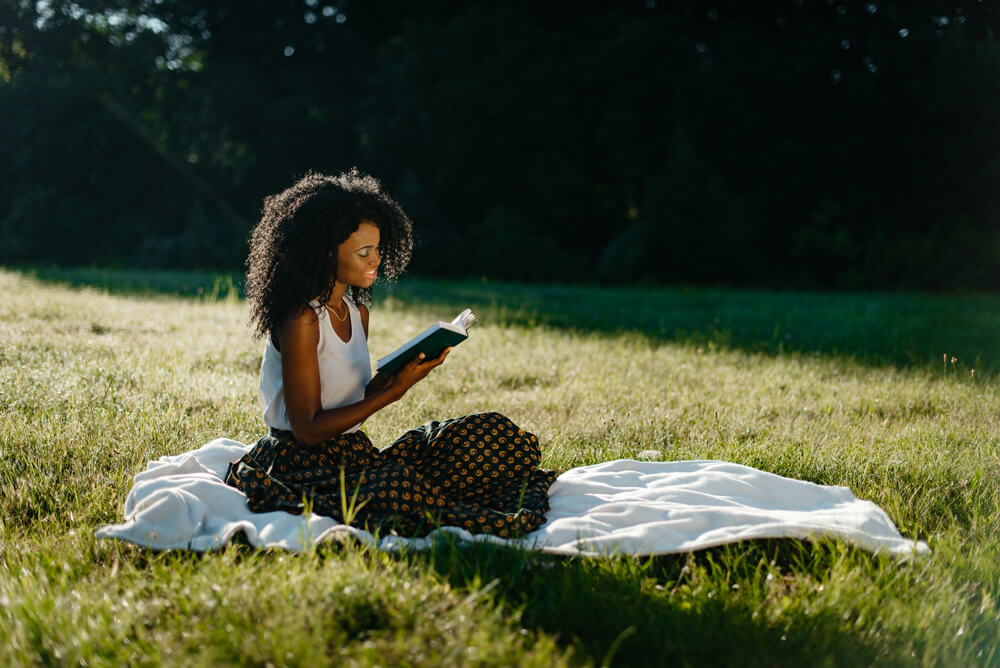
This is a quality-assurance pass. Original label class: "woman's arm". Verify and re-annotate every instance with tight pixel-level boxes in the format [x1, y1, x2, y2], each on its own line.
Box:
[365, 371, 393, 398]
[277, 305, 449, 446]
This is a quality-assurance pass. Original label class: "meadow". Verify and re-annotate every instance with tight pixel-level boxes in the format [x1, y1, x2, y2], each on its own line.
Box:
[1, 266, 998, 665]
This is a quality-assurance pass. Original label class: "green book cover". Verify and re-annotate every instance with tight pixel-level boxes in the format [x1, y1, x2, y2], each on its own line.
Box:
[376, 309, 476, 376]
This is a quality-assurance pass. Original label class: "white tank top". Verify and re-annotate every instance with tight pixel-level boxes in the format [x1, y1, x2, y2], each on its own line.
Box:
[259, 296, 372, 434]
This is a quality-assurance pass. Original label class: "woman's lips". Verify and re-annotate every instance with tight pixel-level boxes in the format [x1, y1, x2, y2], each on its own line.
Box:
[365, 270, 377, 279]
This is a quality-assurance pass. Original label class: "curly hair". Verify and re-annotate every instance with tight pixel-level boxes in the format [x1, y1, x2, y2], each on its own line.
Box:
[245, 169, 413, 340]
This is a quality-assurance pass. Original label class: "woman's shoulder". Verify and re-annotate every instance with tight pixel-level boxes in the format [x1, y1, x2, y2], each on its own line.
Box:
[293, 301, 325, 323]
[273, 303, 323, 348]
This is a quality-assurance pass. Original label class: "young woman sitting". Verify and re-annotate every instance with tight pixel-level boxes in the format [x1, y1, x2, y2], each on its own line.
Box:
[225, 169, 557, 538]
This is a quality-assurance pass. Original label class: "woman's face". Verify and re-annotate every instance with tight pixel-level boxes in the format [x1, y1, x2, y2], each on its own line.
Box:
[335, 221, 381, 287]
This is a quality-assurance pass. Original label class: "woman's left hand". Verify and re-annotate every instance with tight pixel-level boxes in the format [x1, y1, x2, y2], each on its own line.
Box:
[373, 347, 452, 402]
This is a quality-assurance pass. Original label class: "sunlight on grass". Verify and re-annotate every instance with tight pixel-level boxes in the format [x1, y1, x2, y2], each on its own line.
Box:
[1, 268, 998, 665]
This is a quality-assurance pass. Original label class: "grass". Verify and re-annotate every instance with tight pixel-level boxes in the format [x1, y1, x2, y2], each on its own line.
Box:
[1, 266, 999, 665]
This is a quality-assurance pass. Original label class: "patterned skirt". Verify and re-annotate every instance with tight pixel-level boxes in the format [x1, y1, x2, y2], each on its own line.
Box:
[225, 412, 558, 538]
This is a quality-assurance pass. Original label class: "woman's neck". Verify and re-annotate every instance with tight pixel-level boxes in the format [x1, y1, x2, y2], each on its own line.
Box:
[327, 280, 348, 306]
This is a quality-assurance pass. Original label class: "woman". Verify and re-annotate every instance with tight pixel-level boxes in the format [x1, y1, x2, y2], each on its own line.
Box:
[226, 169, 557, 538]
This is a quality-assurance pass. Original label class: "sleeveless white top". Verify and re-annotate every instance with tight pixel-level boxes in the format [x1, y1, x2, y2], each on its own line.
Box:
[259, 296, 372, 434]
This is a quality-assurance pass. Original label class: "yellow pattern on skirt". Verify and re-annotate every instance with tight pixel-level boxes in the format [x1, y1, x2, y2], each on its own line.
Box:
[225, 412, 557, 538]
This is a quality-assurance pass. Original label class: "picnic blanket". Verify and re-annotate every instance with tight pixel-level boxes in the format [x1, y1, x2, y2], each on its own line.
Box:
[96, 438, 929, 558]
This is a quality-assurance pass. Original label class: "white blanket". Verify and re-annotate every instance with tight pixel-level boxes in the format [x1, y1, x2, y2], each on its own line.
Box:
[96, 439, 929, 558]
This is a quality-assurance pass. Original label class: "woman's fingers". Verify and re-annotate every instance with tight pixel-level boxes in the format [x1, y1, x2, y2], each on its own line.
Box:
[420, 347, 451, 373]
[422, 347, 450, 367]
[406, 347, 450, 369]
[398, 352, 426, 374]
[395, 348, 453, 393]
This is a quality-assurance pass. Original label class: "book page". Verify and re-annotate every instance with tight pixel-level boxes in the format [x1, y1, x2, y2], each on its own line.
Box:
[451, 308, 477, 330]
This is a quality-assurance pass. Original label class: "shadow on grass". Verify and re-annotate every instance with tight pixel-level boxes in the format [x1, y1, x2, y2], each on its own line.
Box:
[14, 266, 1000, 377]
[384, 278, 1000, 379]
[111, 536, 897, 666]
[409, 538, 895, 666]
[16, 265, 245, 300]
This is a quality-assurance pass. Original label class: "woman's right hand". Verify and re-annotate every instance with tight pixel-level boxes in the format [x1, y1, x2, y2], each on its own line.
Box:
[382, 347, 452, 401]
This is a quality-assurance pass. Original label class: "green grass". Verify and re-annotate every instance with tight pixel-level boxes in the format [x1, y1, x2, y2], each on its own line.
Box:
[1, 267, 999, 665]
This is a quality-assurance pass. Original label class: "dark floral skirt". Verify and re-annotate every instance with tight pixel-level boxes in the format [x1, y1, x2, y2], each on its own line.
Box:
[225, 412, 558, 538]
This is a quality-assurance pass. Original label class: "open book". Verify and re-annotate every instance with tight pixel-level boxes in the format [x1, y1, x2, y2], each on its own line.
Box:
[376, 309, 477, 376]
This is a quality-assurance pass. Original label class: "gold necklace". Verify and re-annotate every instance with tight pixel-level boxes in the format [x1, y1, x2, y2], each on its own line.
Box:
[328, 300, 348, 322]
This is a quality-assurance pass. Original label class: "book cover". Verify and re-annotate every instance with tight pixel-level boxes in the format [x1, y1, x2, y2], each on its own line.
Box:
[376, 309, 477, 376]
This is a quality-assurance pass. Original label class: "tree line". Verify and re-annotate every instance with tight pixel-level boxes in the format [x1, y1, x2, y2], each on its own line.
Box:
[2, 1, 998, 290]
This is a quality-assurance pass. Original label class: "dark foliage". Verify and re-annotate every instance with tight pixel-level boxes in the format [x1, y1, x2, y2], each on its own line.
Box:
[1, 1, 998, 290]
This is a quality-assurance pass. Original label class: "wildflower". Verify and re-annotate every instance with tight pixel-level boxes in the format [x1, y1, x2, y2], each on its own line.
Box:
[944, 353, 948, 364]
[951, 356, 958, 365]
[971, 369, 976, 379]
